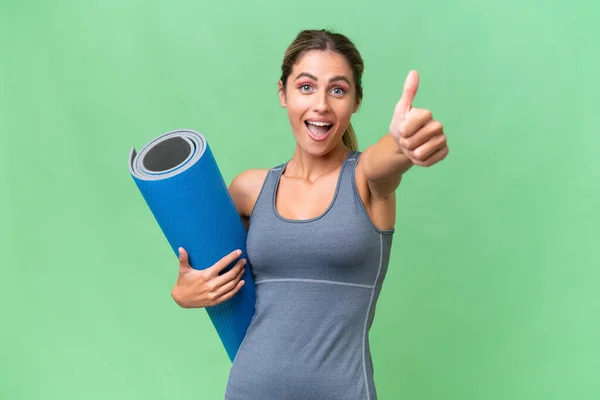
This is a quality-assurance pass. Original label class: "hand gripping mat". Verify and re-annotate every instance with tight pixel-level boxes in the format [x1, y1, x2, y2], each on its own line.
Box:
[128, 129, 256, 362]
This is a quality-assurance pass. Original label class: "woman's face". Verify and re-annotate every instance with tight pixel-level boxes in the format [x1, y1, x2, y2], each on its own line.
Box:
[279, 50, 360, 156]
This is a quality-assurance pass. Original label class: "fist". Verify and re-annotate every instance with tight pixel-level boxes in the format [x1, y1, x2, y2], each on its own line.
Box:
[389, 70, 449, 167]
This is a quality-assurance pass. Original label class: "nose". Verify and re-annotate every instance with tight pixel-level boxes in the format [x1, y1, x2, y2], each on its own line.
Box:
[313, 92, 331, 113]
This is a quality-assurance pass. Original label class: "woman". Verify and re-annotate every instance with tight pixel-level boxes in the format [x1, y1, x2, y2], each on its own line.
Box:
[172, 29, 448, 399]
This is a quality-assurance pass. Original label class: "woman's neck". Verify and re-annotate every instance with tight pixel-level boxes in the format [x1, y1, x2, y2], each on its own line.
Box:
[286, 143, 350, 183]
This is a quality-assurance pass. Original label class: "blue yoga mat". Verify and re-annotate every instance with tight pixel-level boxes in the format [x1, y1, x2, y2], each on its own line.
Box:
[128, 128, 256, 362]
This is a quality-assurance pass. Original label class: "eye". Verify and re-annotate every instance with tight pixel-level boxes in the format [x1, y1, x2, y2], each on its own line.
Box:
[331, 87, 346, 96]
[299, 84, 314, 93]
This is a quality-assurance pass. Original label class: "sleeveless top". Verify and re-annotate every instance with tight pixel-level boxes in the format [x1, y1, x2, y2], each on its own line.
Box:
[224, 150, 394, 400]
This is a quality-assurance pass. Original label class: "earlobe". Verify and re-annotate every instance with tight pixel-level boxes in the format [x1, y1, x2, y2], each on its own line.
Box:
[278, 81, 287, 108]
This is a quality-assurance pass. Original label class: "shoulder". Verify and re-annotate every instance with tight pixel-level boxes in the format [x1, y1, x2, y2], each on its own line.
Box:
[228, 168, 271, 218]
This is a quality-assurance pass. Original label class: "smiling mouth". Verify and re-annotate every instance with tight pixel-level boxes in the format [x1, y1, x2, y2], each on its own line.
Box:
[304, 120, 333, 141]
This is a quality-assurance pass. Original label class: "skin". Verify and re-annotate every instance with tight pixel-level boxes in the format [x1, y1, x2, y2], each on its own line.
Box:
[172, 50, 449, 308]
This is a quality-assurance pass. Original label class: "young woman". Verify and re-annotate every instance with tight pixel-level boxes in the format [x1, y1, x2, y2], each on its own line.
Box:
[172, 29, 448, 399]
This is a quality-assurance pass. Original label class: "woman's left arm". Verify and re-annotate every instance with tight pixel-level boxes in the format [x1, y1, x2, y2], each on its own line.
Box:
[360, 70, 449, 198]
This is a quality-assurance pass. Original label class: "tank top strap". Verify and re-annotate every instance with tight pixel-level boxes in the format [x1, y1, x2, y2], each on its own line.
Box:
[250, 151, 361, 220]
[335, 150, 362, 200]
[249, 162, 286, 219]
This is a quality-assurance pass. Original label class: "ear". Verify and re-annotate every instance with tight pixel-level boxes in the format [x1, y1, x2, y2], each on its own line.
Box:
[353, 97, 361, 113]
[278, 81, 287, 108]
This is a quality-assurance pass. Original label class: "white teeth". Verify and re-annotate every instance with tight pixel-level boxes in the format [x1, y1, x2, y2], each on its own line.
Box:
[307, 121, 332, 127]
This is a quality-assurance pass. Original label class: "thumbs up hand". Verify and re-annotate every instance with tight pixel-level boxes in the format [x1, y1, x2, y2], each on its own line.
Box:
[389, 70, 449, 167]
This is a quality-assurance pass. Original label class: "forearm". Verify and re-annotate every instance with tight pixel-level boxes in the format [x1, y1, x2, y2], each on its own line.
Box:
[362, 134, 414, 195]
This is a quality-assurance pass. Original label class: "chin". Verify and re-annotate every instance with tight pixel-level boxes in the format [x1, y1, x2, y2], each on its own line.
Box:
[298, 135, 344, 157]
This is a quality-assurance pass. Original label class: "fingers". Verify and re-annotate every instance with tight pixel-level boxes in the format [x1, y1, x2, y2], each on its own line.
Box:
[397, 119, 443, 150]
[211, 279, 245, 306]
[399, 108, 433, 138]
[387, 70, 449, 168]
[407, 136, 449, 166]
[209, 259, 247, 302]
[213, 258, 247, 288]
[206, 249, 243, 277]
[394, 70, 420, 121]
[414, 146, 449, 167]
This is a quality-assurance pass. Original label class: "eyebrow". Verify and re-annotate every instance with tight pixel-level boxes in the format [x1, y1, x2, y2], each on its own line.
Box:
[294, 72, 351, 86]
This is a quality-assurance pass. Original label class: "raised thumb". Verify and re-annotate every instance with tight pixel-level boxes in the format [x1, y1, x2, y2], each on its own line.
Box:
[395, 70, 420, 120]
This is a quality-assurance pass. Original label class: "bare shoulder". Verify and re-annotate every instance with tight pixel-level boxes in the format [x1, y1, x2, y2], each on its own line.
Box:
[228, 168, 270, 219]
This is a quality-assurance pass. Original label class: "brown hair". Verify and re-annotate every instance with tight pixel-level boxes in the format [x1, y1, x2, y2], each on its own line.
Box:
[279, 29, 364, 152]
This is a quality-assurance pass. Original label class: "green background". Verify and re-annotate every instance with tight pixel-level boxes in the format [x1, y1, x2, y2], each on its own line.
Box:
[1, 0, 599, 399]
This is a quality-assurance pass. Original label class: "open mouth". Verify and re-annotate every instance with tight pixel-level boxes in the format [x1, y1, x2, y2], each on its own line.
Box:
[304, 120, 334, 142]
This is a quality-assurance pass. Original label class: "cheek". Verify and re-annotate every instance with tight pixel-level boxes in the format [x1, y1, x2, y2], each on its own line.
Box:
[285, 97, 311, 125]
[333, 102, 355, 122]
[287, 94, 311, 113]
[285, 104, 306, 137]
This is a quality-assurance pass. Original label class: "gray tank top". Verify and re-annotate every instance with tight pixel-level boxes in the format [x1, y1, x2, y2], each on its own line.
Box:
[225, 150, 394, 400]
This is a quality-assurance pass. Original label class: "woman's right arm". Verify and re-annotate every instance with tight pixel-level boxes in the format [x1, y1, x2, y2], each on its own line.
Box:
[228, 168, 270, 231]
[171, 248, 247, 308]
[171, 169, 269, 308]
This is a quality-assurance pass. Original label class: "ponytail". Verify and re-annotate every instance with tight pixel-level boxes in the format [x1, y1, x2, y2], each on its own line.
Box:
[342, 122, 359, 152]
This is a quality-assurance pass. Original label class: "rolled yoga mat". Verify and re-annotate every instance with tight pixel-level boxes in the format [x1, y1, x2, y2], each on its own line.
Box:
[128, 128, 256, 362]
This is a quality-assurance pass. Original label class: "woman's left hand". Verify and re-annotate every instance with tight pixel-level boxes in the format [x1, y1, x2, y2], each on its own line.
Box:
[388, 70, 449, 167]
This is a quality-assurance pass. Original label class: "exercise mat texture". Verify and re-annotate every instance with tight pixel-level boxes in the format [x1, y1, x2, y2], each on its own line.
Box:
[128, 128, 256, 362]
